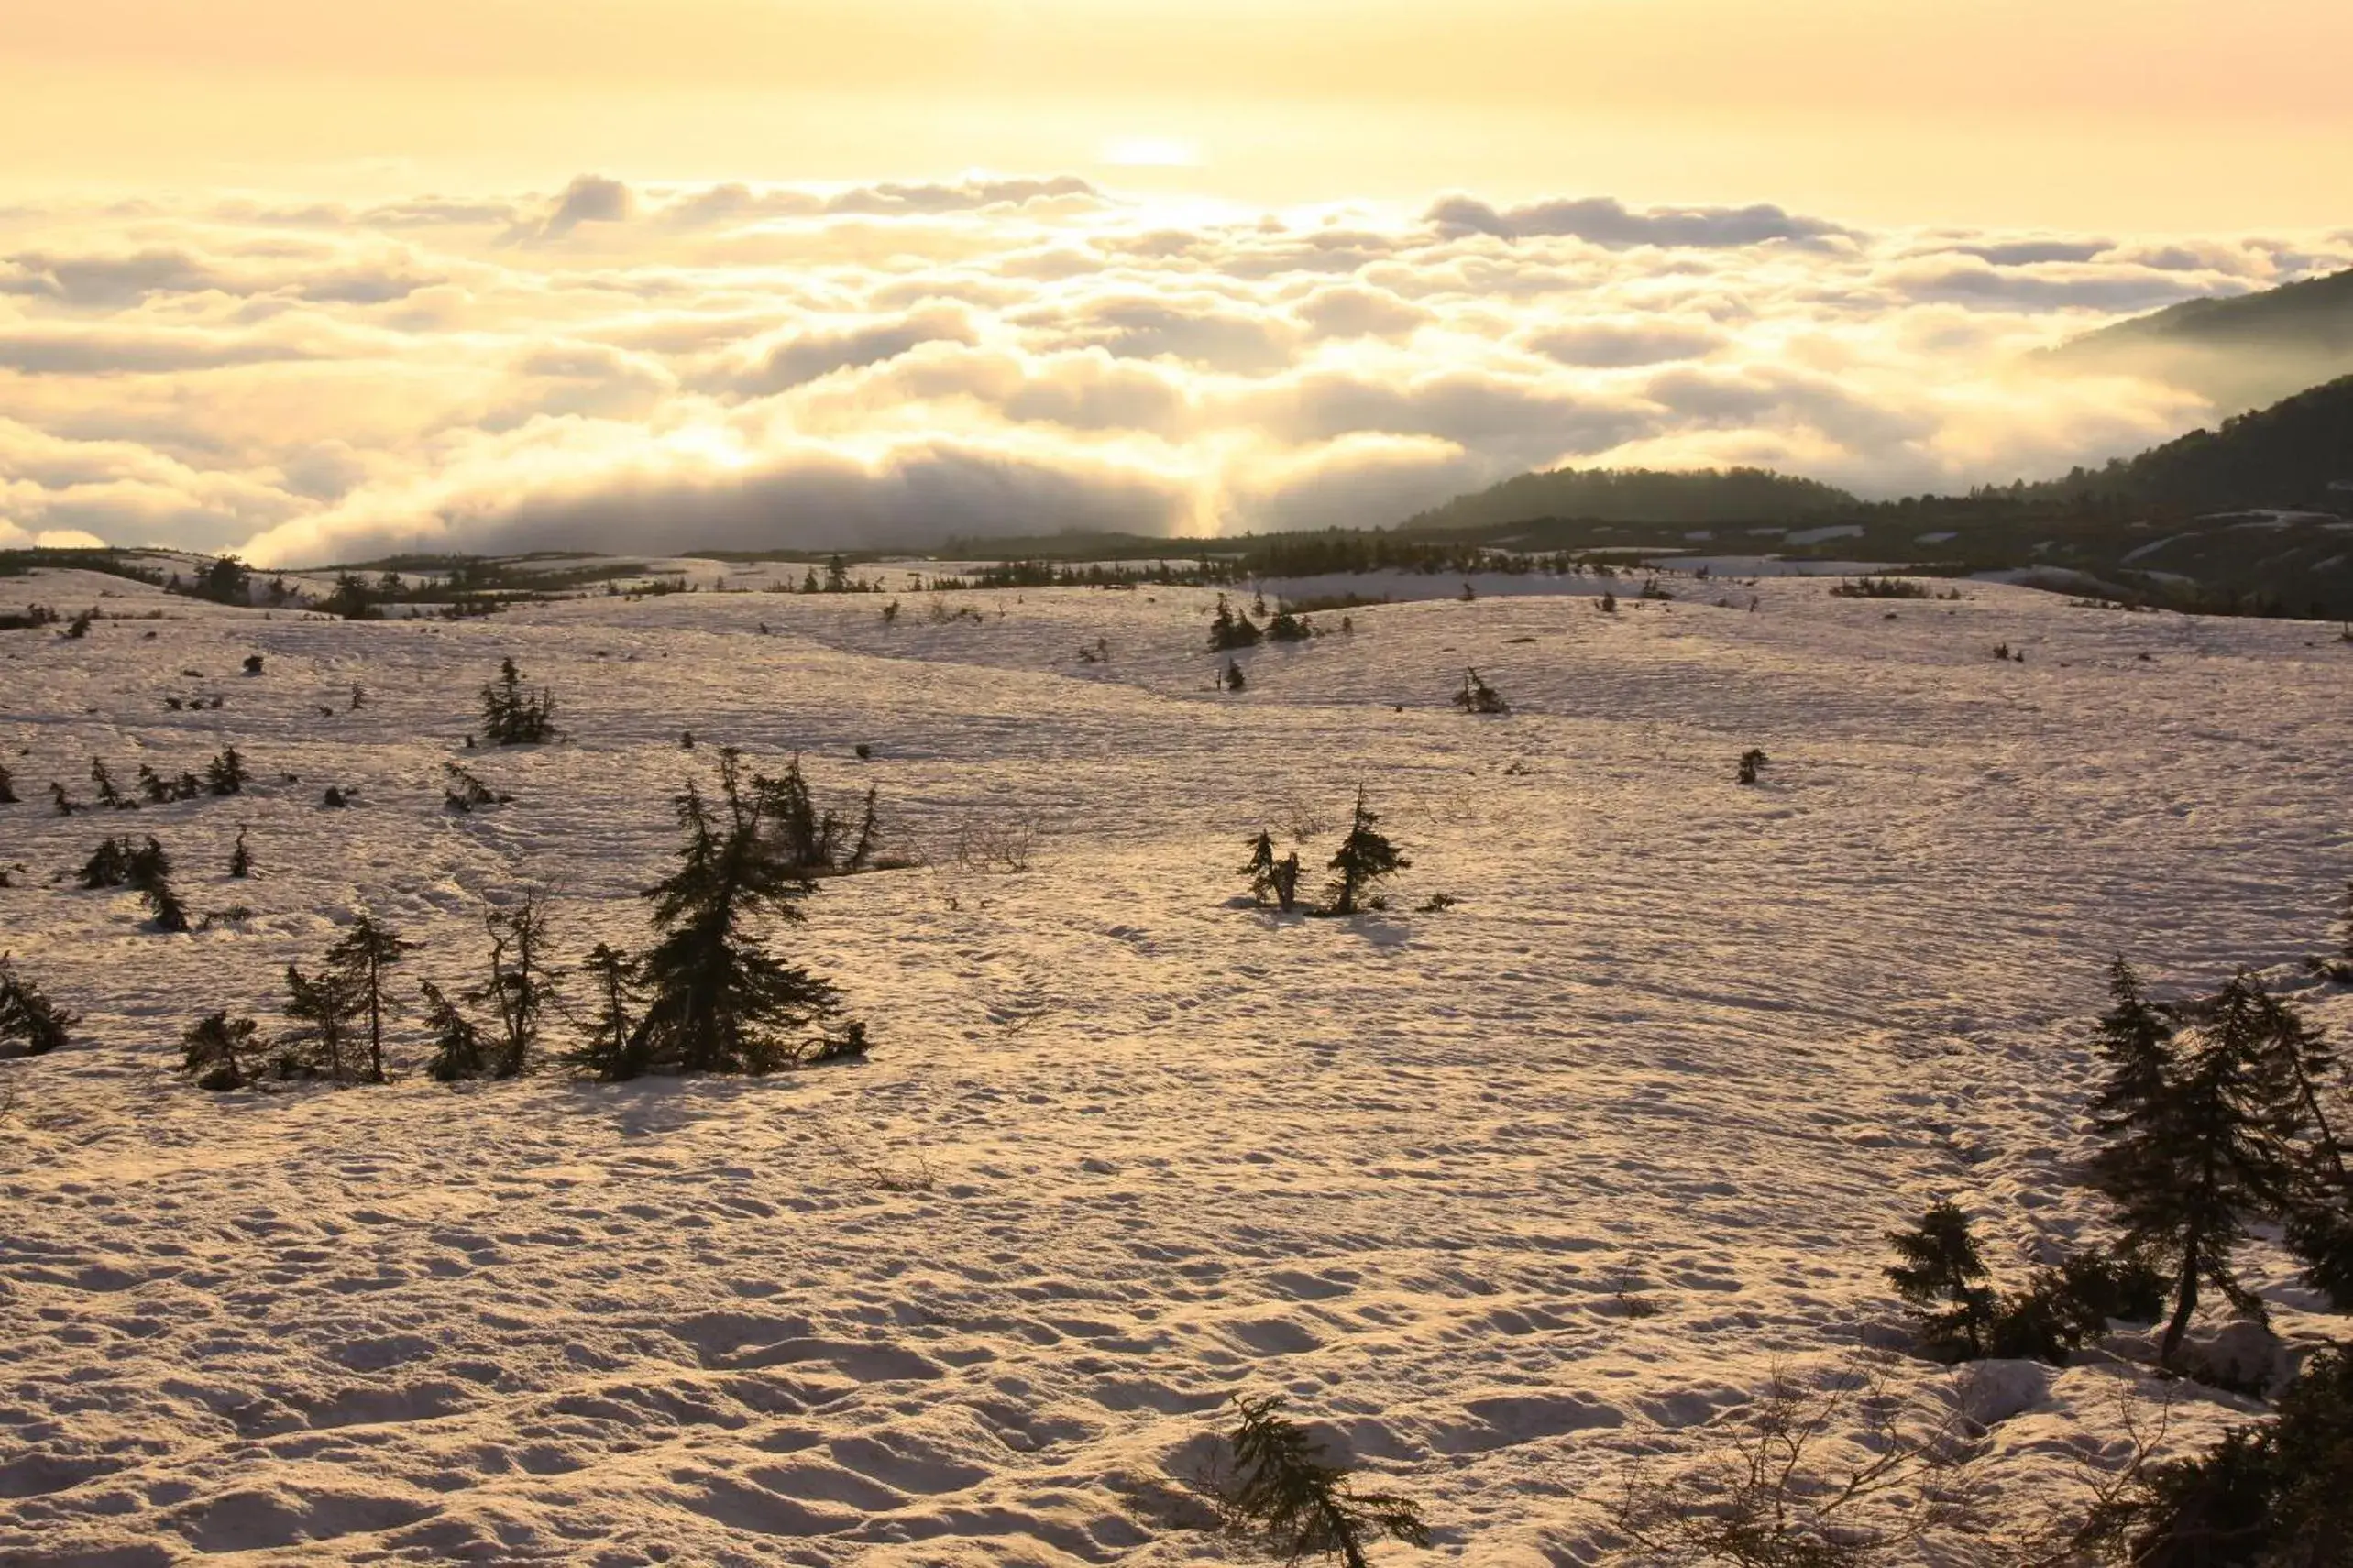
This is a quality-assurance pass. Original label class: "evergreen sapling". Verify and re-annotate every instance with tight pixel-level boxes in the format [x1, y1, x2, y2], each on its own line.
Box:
[1325, 788, 1408, 916]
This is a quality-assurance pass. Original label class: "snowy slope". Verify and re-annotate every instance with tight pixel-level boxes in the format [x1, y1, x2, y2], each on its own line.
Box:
[3, 576, 2350, 1565]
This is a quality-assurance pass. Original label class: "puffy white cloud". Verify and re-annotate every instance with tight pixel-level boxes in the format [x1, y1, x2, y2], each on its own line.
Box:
[1, 172, 2347, 565]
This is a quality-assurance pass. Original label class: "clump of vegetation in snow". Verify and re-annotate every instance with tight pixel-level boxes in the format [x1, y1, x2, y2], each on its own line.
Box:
[1451, 668, 1509, 714]
[1738, 748, 1768, 784]
[479, 657, 559, 744]
[1207, 593, 1264, 652]
[1242, 829, 1302, 913]
[1883, 1199, 2165, 1366]
[0, 956, 76, 1058]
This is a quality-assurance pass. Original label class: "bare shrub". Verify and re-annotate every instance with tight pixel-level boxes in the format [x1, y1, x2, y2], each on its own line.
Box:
[1608, 1358, 1995, 1568]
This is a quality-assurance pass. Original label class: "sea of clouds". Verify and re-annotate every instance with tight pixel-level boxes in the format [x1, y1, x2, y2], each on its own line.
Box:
[2, 172, 2346, 566]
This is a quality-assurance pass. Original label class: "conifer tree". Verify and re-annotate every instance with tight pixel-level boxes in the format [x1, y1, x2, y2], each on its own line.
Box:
[1274, 851, 1301, 913]
[1208, 593, 1265, 652]
[1325, 788, 1408, 916]
[632, 750, 841, 1074]
[205, 747, 247, 795]
[90, 759, 128, 810]
[0, 957, 76, 1057]
[2090, 970, 2298, 1366]
[0, 764, 15, 805]
[419, 981, 489, 1081]
[1226, 1394, 1430, 1567]
[181, 1011, 261, 1091]
[79, 836, 133, 888]
[1884, 1200, 1997, 1359]
[323, 916, 418, 1084]
[127, 837, 190, 932]
[568, 943, 646, 1080]
[1737, 748, 1768, 784]
[281, 961, 361, 1082]
[49, 781, 76, 816]
[229, 828, 252, 879]
[480, 658, 557, 743]
[137, 764, 171, 805]
[845, 787, 883, 872]
[474, 898, 557, 1079]
[1452, 668, 1509, 714]
[1224, 659, 1247, 692]
[757, 756, 827, 871]
[1244, 829, 1281, 906]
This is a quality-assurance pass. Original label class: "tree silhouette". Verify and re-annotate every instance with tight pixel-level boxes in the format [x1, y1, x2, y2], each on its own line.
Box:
[1325, 789, 1408, 916]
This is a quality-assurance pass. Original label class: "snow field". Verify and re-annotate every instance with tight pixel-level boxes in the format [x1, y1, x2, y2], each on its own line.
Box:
[3, 571, 2350, 1563]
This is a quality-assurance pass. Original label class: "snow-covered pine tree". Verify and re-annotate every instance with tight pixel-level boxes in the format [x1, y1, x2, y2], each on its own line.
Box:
[631, 750, 841, 1074]
[567, 943, 645, 1080]
[1325, 788, 1408, 916]
[1884, 1200, 1997, 1359]
[0, 957, 76, 1058]
[419, 980, 489, 1081]
[2090, 970, 2299, 1367]
[323, 916, 418, 1084]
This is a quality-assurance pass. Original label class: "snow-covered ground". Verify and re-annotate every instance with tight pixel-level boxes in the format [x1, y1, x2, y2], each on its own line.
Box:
[3, 572, 2350, 1565]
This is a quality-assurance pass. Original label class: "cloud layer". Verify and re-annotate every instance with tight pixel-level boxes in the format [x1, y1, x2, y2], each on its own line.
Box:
[1, 174, 2344, 565]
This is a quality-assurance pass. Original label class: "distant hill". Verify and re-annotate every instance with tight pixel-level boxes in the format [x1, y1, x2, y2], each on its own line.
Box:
[2029, 373, 2353, 515]
[1398, 466, 1856, 532]
[2045, 266, 2353, 411]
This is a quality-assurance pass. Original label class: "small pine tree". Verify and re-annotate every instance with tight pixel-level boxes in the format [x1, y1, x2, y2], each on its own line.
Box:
[126, 837, 190, 932]
[62, 608, 95, 639]
[568, 943, 646, 1080]
[0, 956, 77, 1057]
[137, 764, 170, 804]
[323, 916, 418, 1084]
[1884, 1200, 1996, 1359]
[632, 750, 842, 1074]
[181, 1011, 261, 1091]
[280, 961, 361, 1082]
[1737, 748, 1768, 784]
[419, 980, 489, 1081]
[205, 747, 247, 796]
[1244, 830, 1281, 906]
[1325, 788, 1408, 916]
[1225, 659, 1248, 693]
[1599, 591, 1618, 613]
[757, 756, 828, 871]
[480, 658, 557, 743]
[1226, 1394, 1431, 1568]
[1452, 668, 1508, 714]
[845, 787, 883, 872]
[50, 782, 78, 817]
[228, 828, 252, 879]
[0, 764, 15, 805]
[2090, 970, 2298, 1367]
[1208, 593, 1265, 652]
[79, 836, 133, 888]
[90, 759, 128, 810]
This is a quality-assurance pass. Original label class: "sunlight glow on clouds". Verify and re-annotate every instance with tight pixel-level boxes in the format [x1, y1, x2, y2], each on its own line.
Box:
[0, 172, 2344, 566]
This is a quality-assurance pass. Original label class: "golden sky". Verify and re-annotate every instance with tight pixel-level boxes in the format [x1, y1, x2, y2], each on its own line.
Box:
[4, 1, 2349, 561]
[9, 0, 2350, 227]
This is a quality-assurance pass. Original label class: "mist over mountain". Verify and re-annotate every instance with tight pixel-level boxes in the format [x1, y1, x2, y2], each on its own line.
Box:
[2045, 265, 2353, 411]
